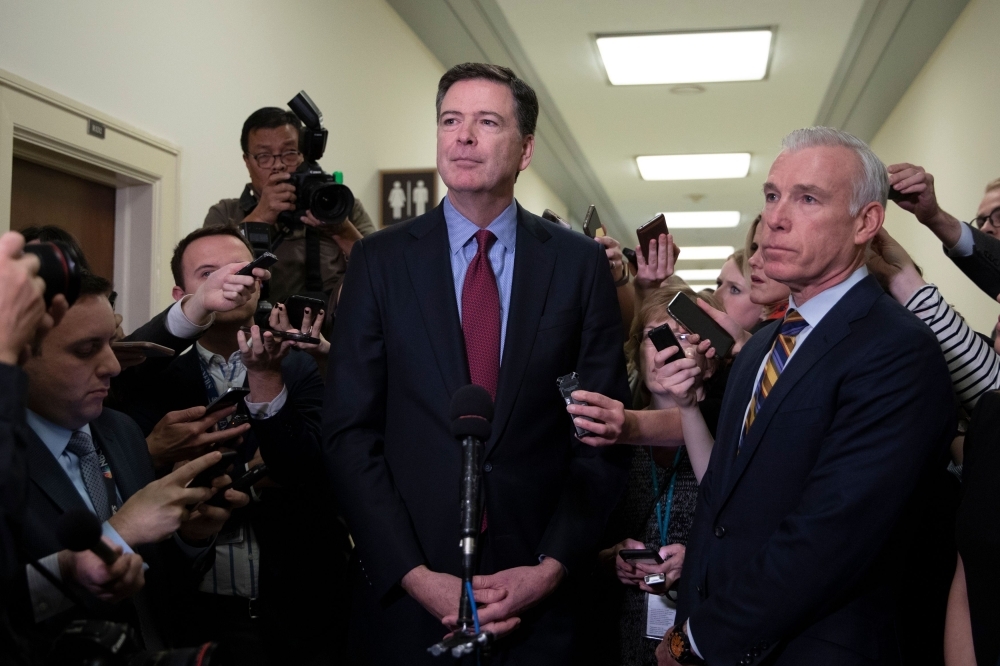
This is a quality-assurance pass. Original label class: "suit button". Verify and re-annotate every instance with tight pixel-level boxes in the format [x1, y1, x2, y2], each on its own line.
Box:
[714, 525, 726, 538]
[483, 463, 493, 473]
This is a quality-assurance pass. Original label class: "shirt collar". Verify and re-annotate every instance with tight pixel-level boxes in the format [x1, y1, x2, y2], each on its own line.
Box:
[195, 341, 242, 367]
[789, 265, 869, 329]
[26, 409, 93, 460]
[443, 195, 518, 256]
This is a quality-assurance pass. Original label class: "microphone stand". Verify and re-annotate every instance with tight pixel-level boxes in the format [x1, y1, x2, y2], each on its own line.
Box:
[428, 433, 492, 659]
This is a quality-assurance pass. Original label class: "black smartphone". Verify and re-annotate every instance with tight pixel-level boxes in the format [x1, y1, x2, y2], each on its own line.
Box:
[619, 548, 664, 564]
[542, 209, 567, 226]
[667, 292, 735, 358]
[284, 295, 326, 330]
[636, 214, 667, 256]
[583, 205, 606, 238]
[235, 252, 278, 277]
[110, 341, 175, 358]
[190, 451, 238, 489]
[622, 247, 638, 271]
[239, 326, 321, 345]
[556, 372, 595, 439]
[206, 464, 269, 507]
[647, 323, 686, 364]
[205, 387, 250, 416]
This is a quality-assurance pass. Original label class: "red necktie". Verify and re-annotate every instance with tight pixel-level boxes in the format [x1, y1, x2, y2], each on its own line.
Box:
[462, 229, 501, 400]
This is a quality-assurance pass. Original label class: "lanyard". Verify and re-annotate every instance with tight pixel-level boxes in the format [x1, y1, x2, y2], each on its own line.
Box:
[649, 446, 683, 547]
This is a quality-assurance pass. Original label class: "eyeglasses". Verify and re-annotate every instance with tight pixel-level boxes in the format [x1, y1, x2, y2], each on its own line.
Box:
[972, 206, 1000, 230]
[250, 150, 301, 168]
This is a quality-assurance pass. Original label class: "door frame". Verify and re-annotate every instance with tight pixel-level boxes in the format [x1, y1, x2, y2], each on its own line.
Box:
[0, 68, 180, 333]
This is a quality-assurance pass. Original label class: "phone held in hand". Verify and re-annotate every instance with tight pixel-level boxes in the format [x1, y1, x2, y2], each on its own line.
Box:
[235, 252, 278, 276]
[635, 214, 667, 256]
[667, 292, 735, 358]
[239, 326, 321, 346]
[647, 323, 686, 364]
[190, 451, 238, 489]
[556, 372, 595, 439]
[583, 205, 606, 238]
[283, 295, 326, 330]
[204, 387, 250, 416]
[206, 464, 269, 507]
[620, 548, 664, 564]
[109, 341, 175, 358]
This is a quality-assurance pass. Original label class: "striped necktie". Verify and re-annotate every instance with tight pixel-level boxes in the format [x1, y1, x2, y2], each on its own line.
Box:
[743, 310, 808, 440]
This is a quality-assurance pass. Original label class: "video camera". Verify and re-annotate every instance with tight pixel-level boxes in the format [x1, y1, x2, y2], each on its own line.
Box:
[47, 620, 230, 666]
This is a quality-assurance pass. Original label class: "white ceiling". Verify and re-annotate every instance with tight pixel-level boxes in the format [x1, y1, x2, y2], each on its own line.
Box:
[495, 0, 865, 254]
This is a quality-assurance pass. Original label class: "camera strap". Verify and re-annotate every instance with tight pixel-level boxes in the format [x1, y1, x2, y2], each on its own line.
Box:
[305, 227, 324, 293]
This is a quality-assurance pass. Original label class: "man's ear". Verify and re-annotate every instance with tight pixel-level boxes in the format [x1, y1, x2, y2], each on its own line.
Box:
[855, 201, 885, 246]
[171, 285, 185, 302]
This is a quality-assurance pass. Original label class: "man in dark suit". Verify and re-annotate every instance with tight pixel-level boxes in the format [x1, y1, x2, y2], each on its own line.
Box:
[887, 163, 1000, 299]
[324, 63, 630, 664]
[17, 271, 246, 652]
[660, 128, 956, 666]
[112, 226, 349, 665]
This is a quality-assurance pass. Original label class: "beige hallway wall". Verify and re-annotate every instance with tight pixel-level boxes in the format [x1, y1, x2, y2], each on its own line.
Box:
[871, 0, 1000, 333]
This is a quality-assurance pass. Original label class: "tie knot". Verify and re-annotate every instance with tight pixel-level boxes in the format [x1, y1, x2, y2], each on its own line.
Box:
[780, 309, 808, 337]
[66, 430, 96, 458]
[474, 229, 496, 256]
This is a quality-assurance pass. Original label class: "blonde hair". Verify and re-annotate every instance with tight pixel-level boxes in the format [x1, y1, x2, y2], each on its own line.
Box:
[743, 215, 763, 283]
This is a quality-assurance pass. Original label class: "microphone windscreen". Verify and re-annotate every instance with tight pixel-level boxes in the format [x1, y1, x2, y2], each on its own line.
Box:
[450, 385, 494, 423]
[56, 509, 103, 553]
[452, 415, 492, 441]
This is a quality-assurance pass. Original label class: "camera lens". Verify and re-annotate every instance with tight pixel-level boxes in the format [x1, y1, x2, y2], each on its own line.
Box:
[308, 182, 354, 226]
[23, 240, 82, 307]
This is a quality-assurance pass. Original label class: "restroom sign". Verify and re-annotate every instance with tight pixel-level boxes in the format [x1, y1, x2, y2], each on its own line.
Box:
[379, 169, 438, 228]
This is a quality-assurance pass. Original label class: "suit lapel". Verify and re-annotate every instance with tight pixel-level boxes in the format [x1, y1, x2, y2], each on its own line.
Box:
[403, 204, 469, 398]
[715, 276, 883, 509]
[488, 206, 555, 454]
[25, 429, 91, 515]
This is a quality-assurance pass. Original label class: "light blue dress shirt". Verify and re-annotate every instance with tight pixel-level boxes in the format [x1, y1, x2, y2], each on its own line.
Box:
[444, 195, 517, 359]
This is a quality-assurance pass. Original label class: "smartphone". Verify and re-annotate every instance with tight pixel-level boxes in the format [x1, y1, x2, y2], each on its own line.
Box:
[644, 572, 667, 585]
[110, 341, 175, 358]
[622, 247, 638, 271]
[667, 292, 735, 358]
[619, 548, 664, 564]
[582, 205, 606, 238]
[636, 214, 667, 256]
[542, 209, 567, 226]
[647, 323, 686, 363]
[235, 252, 278, 277]
[190, 451, 238, 489]
[284, 295, 326, 330]
[205, 387, 250, 416]
[239, 326, 321, 345]
[206, 464, 269, 507]
[556, 372, 595, 439]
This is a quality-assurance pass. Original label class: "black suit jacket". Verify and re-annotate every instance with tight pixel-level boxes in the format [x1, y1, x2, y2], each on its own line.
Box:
[324, 203, 631, 663]
[19, 407, 203, 650]
[949, 223, 1000, 300]
[676, 276, 956, 666]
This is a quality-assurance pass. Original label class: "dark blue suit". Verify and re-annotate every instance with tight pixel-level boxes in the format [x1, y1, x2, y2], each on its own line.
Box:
[324, 203, 631, 664]
[676, 275, 956, 665]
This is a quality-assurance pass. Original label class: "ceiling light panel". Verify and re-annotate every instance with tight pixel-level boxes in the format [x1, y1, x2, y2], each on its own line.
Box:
[676, 269, 722, 282]
[637, 153, 751, 180]
[659, 211, 741, 228]
[679, 246, 735, 260]
[597, 30, 773, 86]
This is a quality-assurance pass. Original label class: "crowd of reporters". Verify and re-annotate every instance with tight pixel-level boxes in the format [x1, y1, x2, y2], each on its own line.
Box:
[1, 70, 1000, 666]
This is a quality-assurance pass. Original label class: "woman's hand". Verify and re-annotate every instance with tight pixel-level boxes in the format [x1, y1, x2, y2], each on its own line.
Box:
[636, 544, 685, 594]
[635, 234, 678, 296]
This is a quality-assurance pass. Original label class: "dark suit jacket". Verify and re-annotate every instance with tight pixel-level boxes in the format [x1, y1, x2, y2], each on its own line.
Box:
[950, 224, 1000, 300]
[19, 407, 204, 650]
[111, 313, 350, 656]
[676, 276, 956, 666]
[324, 203, 631, 663]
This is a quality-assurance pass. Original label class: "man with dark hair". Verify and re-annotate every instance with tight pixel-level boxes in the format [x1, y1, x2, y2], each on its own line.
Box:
[204, 106, 376, 307]
[114, 226, 349, 664]
[325, 62, 629, 663]
[17, 268, 247, 650]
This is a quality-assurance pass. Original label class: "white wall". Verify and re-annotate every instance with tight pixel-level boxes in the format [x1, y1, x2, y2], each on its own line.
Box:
[871, 0, 1000, 333]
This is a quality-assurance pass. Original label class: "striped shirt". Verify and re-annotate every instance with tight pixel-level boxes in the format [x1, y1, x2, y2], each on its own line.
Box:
[905, 284, 1000, 410]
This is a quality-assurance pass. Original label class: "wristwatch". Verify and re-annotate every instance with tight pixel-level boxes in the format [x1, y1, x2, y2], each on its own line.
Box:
[666, 624, 705, 664]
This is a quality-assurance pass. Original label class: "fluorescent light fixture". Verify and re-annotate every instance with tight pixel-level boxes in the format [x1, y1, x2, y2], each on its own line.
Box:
[660, 211, 741, 228]
[686, 283, 718, 291]
[597, 30, 772, 85]
[676, 269, 721, 282]
[637, 153, 750, 180]
[678, 246, 735, 261]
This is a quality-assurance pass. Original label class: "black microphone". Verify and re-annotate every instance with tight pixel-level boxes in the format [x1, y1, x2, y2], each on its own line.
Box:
[56, 509, 120, 566]
[450, 385, 493, 632]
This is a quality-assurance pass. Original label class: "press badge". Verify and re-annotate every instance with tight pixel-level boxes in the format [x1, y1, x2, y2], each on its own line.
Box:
[645, 592, 677, 639]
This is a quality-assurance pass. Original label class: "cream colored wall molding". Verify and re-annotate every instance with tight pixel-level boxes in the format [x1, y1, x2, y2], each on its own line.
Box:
[0, 68, 181, 333]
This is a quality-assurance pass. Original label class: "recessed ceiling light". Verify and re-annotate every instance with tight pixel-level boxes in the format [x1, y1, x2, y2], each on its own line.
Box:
[686, 283, 718, 291]
[659, 211, 741, 228]
[638, 153, 751, 180]
[677, 269, 722, 282]
[597, 30, 773, 86]
[678, 246, 736, 260]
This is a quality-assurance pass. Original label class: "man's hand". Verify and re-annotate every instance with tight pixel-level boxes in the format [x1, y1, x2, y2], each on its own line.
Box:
[107, 452, 227, 546]
[182, 263, 271, 325]
[145, 405, 251, 468]
[635, 233, 677, 297]
[402, 565, 509, 626]
[867, 228, 926, 303]
[596, 235, 628, 284]
[602, 538, 648, 587]
[655, 628, 683, 666]
[696, 299, 751, 356]
[238, 325, 292, 403]
[448, 557, 565, 638]
[636, 544, 685, 593]
[567, 390, 625, 447]
[244, 172, 296, 224]
[269, 303, 330, 357]
[57, 541, 145, 603]
[0, 231, 50, 365]
[887, 163, 963, 247]
[178, 473, 250, 543]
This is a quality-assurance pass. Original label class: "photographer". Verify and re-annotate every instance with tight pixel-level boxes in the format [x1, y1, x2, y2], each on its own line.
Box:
[204, 106, 376, 309]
